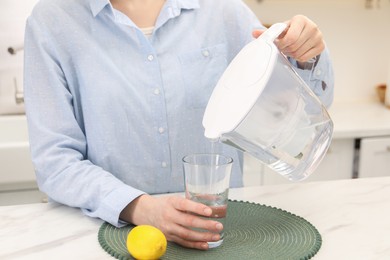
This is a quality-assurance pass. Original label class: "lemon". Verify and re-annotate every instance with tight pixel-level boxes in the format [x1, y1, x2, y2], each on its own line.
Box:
[127, 225, 167, 260]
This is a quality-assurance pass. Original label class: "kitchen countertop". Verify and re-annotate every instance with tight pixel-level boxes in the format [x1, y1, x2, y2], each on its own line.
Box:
[1, 176, 389, 259]
[329, 100, 390, 139]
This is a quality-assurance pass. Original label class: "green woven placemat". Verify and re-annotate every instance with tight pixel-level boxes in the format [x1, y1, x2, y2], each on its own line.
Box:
[98, 200, 321, 260]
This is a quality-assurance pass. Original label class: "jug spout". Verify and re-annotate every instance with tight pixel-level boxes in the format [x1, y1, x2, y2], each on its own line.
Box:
[204, 128, 221, 141]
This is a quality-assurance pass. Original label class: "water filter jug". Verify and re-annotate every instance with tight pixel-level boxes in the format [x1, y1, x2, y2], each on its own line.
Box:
[203, 23, 333, 181]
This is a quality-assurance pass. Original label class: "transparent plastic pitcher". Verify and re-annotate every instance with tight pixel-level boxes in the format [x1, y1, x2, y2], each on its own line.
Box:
[202, 23, 333, 181]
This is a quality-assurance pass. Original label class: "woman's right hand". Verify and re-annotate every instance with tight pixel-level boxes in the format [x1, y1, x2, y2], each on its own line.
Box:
[119, 194, 223, 250]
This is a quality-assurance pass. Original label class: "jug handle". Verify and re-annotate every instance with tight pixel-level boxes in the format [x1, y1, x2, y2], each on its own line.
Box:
[259, 23, 288, 43]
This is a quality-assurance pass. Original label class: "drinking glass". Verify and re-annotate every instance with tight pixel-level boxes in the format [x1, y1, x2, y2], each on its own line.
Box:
[182, 153, 233, 248]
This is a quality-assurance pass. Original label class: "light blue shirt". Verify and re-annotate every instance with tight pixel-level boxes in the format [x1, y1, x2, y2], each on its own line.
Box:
[24, 0, 334, 226]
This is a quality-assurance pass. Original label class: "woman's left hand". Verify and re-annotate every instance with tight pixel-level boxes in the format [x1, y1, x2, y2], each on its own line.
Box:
[252, 15, 325, 63]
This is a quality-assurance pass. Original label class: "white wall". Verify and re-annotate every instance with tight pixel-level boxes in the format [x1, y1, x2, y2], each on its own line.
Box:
[0, 0, 38, 105]
[244, 0, 390, 103]
[0, 0, 38, 71]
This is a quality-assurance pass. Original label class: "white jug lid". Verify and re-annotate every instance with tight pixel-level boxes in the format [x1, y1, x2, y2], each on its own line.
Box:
[203, 23, 287, 139]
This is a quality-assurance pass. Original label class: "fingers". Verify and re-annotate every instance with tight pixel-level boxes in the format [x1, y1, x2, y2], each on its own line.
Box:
[253, 15, 325, 62]
[176, 210, 223, 233]
[276, 16, 306, 50]
[252, 29, 265, 39]
[168, 197, 223, 233]
[164, 220, 221, 242]
[278, 23, 324, 62]
[169, 234, 210, 250]
[170, 196, 212, 217]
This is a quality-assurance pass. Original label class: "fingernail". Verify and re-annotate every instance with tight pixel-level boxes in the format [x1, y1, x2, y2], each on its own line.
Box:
[212, 235, 220, 241]
[216, 223, 223, 230]
[201, 243, 208, 249]
[203, 208, 212, 215]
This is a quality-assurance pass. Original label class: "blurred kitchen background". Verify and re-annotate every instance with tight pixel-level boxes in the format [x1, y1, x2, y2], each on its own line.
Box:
[1, 0, 390, 205]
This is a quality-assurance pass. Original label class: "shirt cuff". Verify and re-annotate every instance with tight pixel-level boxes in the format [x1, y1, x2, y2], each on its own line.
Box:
[289, 54, 327, 83]
[82, 185, 145, 227]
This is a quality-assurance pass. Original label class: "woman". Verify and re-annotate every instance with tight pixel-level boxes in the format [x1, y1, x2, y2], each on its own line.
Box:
[24, 0, 333, 250]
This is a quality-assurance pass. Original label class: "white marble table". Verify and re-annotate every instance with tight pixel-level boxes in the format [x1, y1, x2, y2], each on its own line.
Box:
[1, 176, 389, 260]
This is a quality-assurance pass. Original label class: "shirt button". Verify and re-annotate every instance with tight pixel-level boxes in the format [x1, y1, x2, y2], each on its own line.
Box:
[158, 127, 165, 133]
[154, 88, 160, 95]
[202, 50, 210, 57]
[315, 69, 322, 76]
[147, 54, 154, 61]
[161, 161, 168, 168]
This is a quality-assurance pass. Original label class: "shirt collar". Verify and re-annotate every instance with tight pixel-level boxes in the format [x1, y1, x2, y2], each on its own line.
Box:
[90, 0, 110, 17]
[89, 0, 199, 18]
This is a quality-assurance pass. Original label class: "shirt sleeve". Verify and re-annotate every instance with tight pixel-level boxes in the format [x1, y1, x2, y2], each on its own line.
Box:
[23, 15, 144, 227]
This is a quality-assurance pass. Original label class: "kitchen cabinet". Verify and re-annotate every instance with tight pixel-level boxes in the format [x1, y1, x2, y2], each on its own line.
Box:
[330, 101, 390, 179]
[0, 115, 47, 206]
[358, 136, 390, 178]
